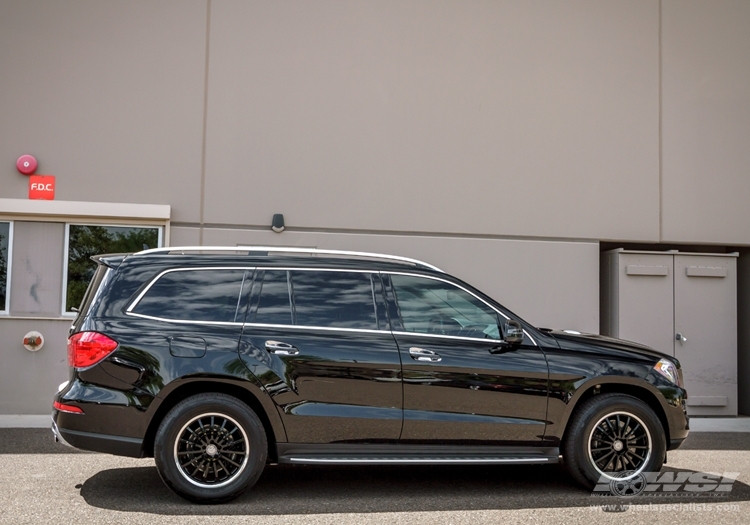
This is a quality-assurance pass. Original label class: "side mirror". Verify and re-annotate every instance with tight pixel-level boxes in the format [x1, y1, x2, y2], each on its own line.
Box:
[503, 320, 525, 345]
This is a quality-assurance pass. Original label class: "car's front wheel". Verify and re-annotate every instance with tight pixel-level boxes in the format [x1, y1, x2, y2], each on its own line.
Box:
[563, 393, 666, 489]
[154, 393, 267, 503]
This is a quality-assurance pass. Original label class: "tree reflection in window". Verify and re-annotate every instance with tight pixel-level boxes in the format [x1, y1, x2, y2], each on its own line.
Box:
[66, 225, 159, 312]
[0, 222, 8, 312]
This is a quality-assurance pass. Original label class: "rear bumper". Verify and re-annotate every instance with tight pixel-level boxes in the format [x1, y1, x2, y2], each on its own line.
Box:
[52, 378, 152, 457]
[52, 416, 143, 457]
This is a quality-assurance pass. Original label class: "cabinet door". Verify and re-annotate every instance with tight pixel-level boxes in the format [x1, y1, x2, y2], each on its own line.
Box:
[616, 253, 675, 356]
[674, 255, 737, 416]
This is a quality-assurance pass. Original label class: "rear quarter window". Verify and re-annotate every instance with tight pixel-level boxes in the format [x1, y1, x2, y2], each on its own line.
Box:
[131, 269, 247, 323]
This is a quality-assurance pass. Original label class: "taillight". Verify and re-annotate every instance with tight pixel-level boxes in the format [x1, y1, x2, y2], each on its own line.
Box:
[67, 332, 118, 368]
[53, 401, 84, 414]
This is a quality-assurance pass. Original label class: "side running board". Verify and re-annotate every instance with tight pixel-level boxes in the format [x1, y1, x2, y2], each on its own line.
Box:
[275, 444, 560, 466]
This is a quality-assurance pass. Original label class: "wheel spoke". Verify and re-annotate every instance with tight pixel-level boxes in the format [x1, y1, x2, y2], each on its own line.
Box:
[595, 449, 615, 468]
[221, 456, 243, 468]
[624, 422, 641, 440]
[604, 418, 617, 440]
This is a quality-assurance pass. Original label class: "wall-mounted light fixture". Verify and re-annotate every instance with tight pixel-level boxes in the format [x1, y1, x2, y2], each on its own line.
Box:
[271, 214, 285, 233]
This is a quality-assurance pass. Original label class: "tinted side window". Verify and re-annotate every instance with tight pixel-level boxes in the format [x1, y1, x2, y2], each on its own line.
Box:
[291, 271, 377, 330]
[390, 274, 500, 340]
[133, 269, 245, 322]
[253, 270, 292, 325]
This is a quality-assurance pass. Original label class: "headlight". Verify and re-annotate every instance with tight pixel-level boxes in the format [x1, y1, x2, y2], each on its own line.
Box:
[654, 358, 681, 387]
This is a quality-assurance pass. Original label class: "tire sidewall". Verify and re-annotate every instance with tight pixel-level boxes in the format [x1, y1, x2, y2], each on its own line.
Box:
[154, 394, 267, 503]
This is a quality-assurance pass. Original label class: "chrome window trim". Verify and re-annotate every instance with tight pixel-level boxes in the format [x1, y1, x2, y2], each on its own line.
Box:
[258, 267, 375, 273]
[392, 330, 502, 344]
[385, 271, 538, 347]
[126, 266, 255, 313]
[124, 311, 387, 334]
[125, 311, 243, 326]
[134, 245, 444, 272]
[124, 265, 537, 346]
[245, 323, 386, 335]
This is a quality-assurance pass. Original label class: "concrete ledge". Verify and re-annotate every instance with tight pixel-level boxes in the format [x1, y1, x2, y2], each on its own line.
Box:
[0, 198, 170, 222]
[690, 417, 750, 432]
[0, 415, 50, 428]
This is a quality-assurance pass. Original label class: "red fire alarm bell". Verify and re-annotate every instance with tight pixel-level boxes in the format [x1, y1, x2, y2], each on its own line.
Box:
[29, 175, 55, 200]
[16, 155, 38, 175]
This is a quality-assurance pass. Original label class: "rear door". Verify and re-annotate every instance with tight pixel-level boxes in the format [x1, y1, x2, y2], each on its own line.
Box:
[385, 272, 548, 446]
[238, 268, 403, 443]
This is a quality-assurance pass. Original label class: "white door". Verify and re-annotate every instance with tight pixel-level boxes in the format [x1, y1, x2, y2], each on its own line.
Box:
[617, 252, 675, 357]
[674, 255, 737, 416]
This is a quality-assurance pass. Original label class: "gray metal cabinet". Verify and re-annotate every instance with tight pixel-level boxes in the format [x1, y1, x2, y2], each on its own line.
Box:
[601, 249, 738, 416]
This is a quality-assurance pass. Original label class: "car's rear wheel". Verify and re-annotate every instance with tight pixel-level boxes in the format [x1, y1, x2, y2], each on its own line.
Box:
[563, 393, 666, 489]
[154, 393, 267, 503]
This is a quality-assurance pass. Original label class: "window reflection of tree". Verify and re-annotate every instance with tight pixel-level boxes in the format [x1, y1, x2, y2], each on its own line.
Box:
[66, 225, 158, 311]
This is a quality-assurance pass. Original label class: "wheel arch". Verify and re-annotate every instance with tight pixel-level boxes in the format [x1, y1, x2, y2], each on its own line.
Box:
[142, 378, 286, 461]
[559, 379, 671, 452]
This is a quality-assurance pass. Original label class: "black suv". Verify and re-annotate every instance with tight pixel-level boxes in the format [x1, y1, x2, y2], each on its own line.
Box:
[52, 246, 689, 503]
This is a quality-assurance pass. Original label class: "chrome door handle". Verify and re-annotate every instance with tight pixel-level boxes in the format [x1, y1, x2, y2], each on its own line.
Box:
[409, 347, 441, 362]
[675, 333, 687, 344]
[265, 340, 299, 355]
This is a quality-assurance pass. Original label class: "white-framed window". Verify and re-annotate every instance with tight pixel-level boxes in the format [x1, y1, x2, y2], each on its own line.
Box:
[0, 221, 13, 315]
[62, 223, 163, 316]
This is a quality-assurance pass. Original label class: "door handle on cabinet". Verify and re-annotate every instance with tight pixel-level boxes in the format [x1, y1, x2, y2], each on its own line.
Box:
[265, 340, 299, 355]
[409, 347, 442, 362]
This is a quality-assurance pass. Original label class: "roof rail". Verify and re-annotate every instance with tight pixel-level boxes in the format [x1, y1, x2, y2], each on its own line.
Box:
[134, 246, 443, 272]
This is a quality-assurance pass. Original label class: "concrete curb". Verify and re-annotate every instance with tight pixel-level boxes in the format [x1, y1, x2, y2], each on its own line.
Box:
[689, 417, 750, 432]
[0, 415, 50, 428]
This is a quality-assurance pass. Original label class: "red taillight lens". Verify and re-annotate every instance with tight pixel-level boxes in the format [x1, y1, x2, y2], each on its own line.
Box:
[67, 332, 118, 368]
[53, 401, 84, 414]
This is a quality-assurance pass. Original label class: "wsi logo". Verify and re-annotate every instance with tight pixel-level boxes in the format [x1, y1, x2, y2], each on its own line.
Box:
[593, 471, 739, 497]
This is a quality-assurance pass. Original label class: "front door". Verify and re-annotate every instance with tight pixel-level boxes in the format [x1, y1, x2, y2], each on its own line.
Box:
[385, 273, 548, 446]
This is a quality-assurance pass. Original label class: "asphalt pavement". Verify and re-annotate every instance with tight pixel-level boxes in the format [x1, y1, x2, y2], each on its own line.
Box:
[1, 429, 749, 524]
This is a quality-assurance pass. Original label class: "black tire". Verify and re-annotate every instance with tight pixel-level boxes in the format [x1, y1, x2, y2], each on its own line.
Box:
[563, 393, 666, 489]
[154, 393, 267, 503]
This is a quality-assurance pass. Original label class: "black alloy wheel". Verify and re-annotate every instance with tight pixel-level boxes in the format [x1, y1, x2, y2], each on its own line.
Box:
[563, 393, 666, 489]
[587, 411, 651, 477]
[174, 412, 248, 487]
[154, 393, 267, 503]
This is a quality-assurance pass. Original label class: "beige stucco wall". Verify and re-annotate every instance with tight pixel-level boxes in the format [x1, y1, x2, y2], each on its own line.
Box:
[2, 1, 748, 244]
[661, 0, 750, 245]
[203, 0, 659, 241]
